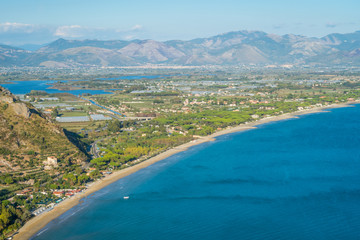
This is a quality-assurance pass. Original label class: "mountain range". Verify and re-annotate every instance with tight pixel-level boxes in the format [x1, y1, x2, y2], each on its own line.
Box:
[1, 30, 360, 67]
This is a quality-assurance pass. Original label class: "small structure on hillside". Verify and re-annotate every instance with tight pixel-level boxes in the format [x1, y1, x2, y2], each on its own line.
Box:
[43, 156, 58, 170]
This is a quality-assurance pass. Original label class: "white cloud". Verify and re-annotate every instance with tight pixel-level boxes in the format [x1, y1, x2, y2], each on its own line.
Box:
[54, 25, 84, 37]
[0, 22, 147, 45]
[0, 22, 56, 45]
[0, 22, 36, 33]
[131, 24, 143, 31]
[53, 25, 146, 40]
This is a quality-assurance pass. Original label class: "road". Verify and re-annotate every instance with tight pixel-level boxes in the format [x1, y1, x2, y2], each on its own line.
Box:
[90, 139, 101, 158]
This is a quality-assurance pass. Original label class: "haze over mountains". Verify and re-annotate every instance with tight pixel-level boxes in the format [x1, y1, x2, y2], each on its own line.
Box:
[1, 30, 360, 67]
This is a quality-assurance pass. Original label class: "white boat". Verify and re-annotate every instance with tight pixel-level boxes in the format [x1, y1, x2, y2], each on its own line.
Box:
[123, 196, 130, 199]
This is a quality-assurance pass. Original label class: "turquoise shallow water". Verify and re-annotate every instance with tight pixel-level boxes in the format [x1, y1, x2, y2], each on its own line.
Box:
[33, 105, 360, 240]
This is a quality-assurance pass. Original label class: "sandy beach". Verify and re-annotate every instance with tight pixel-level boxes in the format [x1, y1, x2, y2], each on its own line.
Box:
[14, 102, 357, 240]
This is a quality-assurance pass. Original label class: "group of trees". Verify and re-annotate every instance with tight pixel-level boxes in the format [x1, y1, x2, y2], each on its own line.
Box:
[0, 201, 32, 237]
[91, 120, 192, 170]
[62, 173, 90, 186]
[51, 107, 59, 118]
[107, 120, 122, 133]
[153, 91, 360, 136]
[107, 119, 137, 133]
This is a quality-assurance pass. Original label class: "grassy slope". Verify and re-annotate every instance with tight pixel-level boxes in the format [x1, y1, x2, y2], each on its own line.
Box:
[0, 101, 87, 169]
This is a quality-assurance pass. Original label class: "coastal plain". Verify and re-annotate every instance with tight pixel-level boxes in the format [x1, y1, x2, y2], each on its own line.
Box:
[1, 68, 360, 239]
[14, 102, 356, 240]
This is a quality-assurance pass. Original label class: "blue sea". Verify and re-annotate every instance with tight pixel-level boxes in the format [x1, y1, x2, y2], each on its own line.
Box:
[33, 105, 360, 240]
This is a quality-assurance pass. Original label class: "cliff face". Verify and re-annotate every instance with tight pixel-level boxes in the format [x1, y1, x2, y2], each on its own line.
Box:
[0, 86, 87, 171]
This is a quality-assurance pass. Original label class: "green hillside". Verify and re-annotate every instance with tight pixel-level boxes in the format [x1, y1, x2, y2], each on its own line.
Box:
[0, 86, 89, 237]
[0, 86, 87, 171]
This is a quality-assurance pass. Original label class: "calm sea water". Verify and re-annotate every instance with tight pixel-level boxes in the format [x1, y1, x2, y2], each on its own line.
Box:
[33, 105, 360, 240]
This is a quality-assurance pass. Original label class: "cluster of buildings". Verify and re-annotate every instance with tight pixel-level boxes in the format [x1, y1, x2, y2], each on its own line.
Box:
[31, 189, 84, 216]
[52, 189, 83, 197]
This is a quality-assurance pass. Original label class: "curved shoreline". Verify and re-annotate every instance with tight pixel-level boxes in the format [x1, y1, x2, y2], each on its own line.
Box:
[14, 102, 357, 240]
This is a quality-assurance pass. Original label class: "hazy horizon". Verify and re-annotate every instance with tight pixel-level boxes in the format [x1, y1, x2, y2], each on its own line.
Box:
[1, 0, 359, 46]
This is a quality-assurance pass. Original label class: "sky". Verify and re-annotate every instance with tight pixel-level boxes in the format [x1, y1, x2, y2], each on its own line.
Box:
[0, 0, 359, 46]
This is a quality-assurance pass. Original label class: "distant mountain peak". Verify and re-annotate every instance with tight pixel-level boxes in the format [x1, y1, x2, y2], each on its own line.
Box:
[1, 30, 360, 67]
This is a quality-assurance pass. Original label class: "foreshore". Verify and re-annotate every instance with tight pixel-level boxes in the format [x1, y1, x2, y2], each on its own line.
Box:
[14, 101, 357, 240]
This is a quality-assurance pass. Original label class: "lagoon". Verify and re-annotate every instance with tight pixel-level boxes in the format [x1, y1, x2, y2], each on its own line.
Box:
[0, 74, 174, 96]
[0, 80, 112, 95]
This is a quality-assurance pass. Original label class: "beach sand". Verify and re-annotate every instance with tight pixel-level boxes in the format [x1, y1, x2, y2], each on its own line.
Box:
[13, 102, 356, 240]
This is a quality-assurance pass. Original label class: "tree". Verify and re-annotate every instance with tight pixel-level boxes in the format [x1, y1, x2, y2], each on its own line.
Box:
[2, 103, 8, 110]
[51, 107, 59, 118]
[108, 120, 122, 133]
[75, 167, 83, 175]
[4, 177, 13, 185]
[63, 174, 77, 186]
[78, 175, 89, 184]
[34, 182, 40, 191]
[89, 170, 101, 179]
[49, 184, 58, 190]
[0, 207, 12, 226]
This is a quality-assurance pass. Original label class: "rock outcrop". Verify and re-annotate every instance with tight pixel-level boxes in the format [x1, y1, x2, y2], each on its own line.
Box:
[0, 86, 17, 103]
[0, 86, 31, 118]
[0, 95, 16, 103]
[11, 102, 31, 118]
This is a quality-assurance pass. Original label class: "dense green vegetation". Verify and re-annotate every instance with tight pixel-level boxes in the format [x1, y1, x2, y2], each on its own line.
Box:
[0, 201, 32, 237]
[91, 120, 192, 170]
